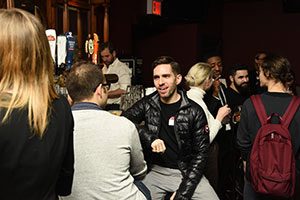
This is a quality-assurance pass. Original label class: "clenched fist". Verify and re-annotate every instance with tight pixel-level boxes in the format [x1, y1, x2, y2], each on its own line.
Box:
[151, 139, 166, 153]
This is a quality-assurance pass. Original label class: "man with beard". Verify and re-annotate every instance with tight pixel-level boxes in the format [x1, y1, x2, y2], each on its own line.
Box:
[226, 64, 251, 200]
[100, 41, 131, 110]
[123, 56, 218, 200]
[227, 64, 251, 111]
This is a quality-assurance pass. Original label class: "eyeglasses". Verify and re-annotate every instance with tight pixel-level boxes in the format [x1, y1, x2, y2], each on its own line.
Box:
[101, 83, 111, 90]
[93, 83, 111, 92]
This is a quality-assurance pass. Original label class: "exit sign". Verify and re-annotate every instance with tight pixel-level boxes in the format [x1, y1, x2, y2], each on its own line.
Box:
[147, 0, 162, 16]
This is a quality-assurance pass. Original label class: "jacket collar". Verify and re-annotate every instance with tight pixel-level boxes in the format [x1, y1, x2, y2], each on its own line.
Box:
[71, 102, 103, 111]
[148, 89, 191, 110]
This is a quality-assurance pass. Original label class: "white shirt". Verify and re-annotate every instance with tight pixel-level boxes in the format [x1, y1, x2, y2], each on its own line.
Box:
[103, 58, 132, 105]
[187, 87, 222, 143]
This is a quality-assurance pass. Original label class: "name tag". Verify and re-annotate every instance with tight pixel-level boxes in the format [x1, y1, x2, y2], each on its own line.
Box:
[225, 123, 231, 131]
[168, 116, 175, 126]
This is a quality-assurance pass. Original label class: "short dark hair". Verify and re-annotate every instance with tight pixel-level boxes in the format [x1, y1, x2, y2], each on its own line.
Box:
[201, 52, 222, 62]
[255, 51, 267, 60]
[229, 64, 249, 76]
[100, 41, 115, 54]
[66, 61, 104, 102]
[152, 56, 181, 75]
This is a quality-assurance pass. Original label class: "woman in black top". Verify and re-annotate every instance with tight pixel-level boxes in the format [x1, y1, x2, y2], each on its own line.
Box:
[237, 54, 300, 200]
[0, 8, 74, 200]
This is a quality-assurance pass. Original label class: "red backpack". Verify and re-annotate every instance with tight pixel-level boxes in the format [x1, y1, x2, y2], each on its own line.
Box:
[250, 95, 300, 198]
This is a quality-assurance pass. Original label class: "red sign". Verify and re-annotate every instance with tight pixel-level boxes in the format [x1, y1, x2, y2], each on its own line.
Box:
[152, 0, 161, 16]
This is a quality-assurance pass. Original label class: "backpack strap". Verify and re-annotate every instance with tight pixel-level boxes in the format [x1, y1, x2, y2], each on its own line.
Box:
[281, 96, 300, 128]
[250, 95, 268, 125]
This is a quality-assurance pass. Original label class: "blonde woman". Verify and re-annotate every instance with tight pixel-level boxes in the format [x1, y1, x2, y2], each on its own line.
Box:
[0, 9, 74, 199]
[185, 62, 231, 143]
[185, 62, 231, 193]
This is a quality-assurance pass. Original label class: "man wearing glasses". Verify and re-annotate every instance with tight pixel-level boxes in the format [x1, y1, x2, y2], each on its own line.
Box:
[64, 61, 150, 200]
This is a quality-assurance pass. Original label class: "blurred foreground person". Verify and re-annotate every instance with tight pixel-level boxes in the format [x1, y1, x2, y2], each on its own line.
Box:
[0, 8, 74, 200]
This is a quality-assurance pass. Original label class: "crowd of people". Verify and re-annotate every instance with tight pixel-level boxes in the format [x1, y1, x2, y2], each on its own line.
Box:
[1, 8, 299, 200]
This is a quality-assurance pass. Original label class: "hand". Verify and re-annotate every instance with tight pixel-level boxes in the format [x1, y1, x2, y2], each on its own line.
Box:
[170, 192, 176, 200]
[67, 94, 73, 106]
[212, 79, 221, 97]
[216, 104, 231, 122]
[151, 139, 166, 153]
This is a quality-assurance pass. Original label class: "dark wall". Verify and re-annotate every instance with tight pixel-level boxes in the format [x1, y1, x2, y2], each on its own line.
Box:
[109, 0, 139, 56]
[222, 0, 300, 85]
[109, 0, 300, 86]
[133, 23, 199, 86]
[109, 0, 223, 87]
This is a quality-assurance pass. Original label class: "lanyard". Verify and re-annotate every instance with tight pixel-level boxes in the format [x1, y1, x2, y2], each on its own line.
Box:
[218, 85, 227, 106]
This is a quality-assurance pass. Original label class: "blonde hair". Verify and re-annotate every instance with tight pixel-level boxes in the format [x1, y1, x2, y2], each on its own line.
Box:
[0, 9, 58, 137]
[185, 62, 213, 87]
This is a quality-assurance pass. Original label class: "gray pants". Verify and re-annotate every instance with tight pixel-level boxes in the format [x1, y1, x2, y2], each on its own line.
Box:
[143, 165, 219, 200]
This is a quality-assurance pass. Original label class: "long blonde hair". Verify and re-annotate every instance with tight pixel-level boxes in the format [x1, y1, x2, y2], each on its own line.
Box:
[185, 62, 213, 87]
[0, 8, 58, 137]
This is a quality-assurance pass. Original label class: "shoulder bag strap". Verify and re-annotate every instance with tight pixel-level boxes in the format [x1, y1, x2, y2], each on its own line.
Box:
[282, 96, 300, 128]
[250, 94, 268, 125]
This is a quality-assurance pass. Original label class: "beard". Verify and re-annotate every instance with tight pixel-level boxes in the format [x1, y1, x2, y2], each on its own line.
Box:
[234, 81, 250, 96]
[104, 60, 113, 67]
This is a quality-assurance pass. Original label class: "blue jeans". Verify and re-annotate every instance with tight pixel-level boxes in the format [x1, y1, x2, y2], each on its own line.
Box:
[134, 180, 151, 200]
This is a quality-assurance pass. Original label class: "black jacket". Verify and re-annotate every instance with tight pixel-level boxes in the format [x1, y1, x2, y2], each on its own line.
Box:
[122, 90, 209, 200]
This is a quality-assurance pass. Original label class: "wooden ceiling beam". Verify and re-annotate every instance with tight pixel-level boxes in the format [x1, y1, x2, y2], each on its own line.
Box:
[91, 0, 108, 5]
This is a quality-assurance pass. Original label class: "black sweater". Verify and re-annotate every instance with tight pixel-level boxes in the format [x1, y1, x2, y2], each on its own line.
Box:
[237, 92, 300, 176]
[0, 97, 74, 200]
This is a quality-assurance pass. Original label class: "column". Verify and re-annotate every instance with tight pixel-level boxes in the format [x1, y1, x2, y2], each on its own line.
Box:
[63, 0, 69, 33]
[103, 2, 109, 42]
[7, 0, 14, 8]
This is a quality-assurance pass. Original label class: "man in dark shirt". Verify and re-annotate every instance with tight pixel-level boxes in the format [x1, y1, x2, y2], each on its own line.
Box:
[123, 56, 218, 200]
[203, 53, 231, 198]
[226, 64, 251, 200]
[227, 64, 251, 112]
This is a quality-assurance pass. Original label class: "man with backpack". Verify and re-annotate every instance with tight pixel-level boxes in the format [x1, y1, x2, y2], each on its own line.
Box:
[237, 54, 300, 200]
